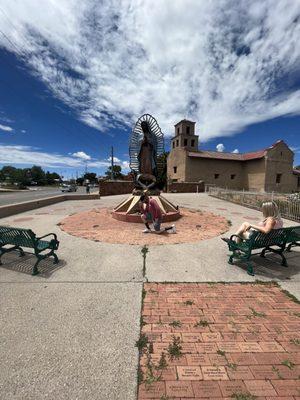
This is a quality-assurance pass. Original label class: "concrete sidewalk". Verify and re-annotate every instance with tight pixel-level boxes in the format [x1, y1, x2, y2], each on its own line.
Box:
[0, 193, 299, 400]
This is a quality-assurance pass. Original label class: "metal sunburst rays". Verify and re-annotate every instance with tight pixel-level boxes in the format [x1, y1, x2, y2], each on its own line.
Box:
[129, 113, 165, 177]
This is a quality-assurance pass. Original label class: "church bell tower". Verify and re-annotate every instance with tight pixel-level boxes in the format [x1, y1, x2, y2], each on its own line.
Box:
[171, 119, 199, 151]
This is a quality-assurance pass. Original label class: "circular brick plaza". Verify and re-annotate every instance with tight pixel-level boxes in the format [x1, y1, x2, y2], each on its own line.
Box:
[59, 207, 229, 245]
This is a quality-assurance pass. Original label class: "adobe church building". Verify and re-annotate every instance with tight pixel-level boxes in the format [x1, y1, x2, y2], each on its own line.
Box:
[167, 119, 300, 193]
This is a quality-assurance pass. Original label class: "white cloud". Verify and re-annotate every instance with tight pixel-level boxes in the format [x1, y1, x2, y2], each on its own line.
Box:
[0, 144, 130, 170]
[232, 149, 239, 153]
[0, 124, 13, 132]
[0, 1, 300, 140]
[216, 143, 225, 152]
[21, 129, 26, 133]
[107, 156, 121, 163]
[72, 151, 91, 160]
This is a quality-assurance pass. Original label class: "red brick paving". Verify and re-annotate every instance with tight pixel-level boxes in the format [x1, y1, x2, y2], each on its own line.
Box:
[138, 283, 300, 399]
[60, 207, 228, 245]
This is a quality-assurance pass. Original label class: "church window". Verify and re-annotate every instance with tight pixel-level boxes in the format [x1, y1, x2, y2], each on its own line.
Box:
[276, 174, 282, 184]
[231, 174, 236, 180]
[172, 141, 175, 148]
[184, 139, 188, 146]
[214, 174, 219, 179]
[177, 127, 180, 134]
[186, 126, 190, 134]
[176, 140, 179, 147]
[191, 139, 195, 147]
[173, 166, 177, 174]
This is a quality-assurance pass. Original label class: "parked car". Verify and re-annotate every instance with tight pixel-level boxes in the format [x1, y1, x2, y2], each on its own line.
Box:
[60, 183, 77, 192]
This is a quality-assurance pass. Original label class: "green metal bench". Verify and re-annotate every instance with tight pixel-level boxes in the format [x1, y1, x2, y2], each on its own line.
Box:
[0, 226, 59, 275]
[225, 226, 299, 276]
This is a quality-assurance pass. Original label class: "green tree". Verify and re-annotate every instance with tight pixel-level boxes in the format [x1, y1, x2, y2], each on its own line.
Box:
[45, 171, 61, 185]
[156, 151, 169, 190]
[105, 165, 124, 180]
[83, 172, 97, 183]
[30, 166, 47, 185]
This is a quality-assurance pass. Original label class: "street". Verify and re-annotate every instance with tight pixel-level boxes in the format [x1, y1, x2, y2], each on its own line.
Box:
[0, 186, 98, 206]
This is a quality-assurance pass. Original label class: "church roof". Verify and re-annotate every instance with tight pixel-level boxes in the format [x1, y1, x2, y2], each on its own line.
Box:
[188, 140, 288, 162]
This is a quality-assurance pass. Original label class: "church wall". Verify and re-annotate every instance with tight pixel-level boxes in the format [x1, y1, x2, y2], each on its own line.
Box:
[167, 147, 187, 182]
[184, 157, 246, 189]
[243, 159, 266, 192]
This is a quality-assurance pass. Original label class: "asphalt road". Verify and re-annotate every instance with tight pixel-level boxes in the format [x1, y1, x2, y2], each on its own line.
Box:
[0, 186, 98, 206]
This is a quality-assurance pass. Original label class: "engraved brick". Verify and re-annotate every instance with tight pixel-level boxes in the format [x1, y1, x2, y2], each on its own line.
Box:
[138, 382, 165, 399]
[239, 342, 262, 352]
[244, 380, 277, 396]
[202, 332, 222, 342]
[250, 365, 280, 379]
[166, 381, 194, 397]
[217, 342, 241, 352]
[271, 380, 300, 396]
[192, 380, 222, 397]
[226, 365, 254, 380]
[196, 343, 218, 353]
[177, 366, 203, 380]
[218, 380, 247, 397]
[182, 333, 202, 342]
[259, 341, 285, 352]
[201, 366, 228, 380]
[186, 354, 211, 366]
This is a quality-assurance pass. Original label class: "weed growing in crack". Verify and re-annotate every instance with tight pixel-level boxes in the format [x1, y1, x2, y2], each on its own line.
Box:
[135, 333, 148, 352]
[231, 393, 257, 400]
[246, 307, 266, 319]
[194, 319, 209, 327]
[143, 350, 168, 388]
[290, 338, 300, 346]
[169, 320, 182, 328]
[184, 300, 194, 306]
[141, 245, 149, 280]
[216, 349, 236, 370]
[272, 366, 283, 379]
[281, 359, 295, 369]
[167, 335, 183, 360]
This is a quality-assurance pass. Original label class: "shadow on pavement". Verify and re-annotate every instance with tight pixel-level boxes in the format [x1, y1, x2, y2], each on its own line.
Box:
[0, 251, 66, 277]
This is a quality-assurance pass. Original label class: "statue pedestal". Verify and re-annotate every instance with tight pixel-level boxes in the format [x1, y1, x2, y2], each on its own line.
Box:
[112, 193, 181, 223]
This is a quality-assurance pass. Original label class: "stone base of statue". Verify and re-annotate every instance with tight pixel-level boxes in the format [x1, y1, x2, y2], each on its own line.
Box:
[112, 190, 181, 223]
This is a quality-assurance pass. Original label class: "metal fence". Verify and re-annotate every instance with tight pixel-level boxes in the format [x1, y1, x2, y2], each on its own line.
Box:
[208, 187, 300, 222]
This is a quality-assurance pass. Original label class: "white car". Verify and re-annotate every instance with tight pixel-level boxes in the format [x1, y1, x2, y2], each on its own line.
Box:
[60, 184, 77, 192]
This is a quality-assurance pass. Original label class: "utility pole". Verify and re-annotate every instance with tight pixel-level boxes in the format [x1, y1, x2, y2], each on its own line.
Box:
[111, 146, 114, 180]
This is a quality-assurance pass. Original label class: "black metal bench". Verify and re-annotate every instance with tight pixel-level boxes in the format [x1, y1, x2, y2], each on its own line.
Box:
[0, 226, 59, 275]
[225, 226, 299, 276]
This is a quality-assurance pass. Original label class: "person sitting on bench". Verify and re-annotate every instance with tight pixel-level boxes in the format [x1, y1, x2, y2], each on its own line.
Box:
[223, 201, 283, 243]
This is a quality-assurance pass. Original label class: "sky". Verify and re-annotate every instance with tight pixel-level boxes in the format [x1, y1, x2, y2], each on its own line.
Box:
[0, 0, 300, 178]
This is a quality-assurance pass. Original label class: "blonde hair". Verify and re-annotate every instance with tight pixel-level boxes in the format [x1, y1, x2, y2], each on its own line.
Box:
[262, 201, 280, 219]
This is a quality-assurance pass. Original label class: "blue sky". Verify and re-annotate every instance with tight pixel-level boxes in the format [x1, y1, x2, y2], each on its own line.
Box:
[0, 0, 299, 178]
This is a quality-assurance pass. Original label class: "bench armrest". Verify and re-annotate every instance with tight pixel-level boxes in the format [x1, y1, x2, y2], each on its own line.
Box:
[37, 233, 58, 241]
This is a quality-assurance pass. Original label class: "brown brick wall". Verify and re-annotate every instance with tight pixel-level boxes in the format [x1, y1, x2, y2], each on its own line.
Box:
[167, 181, 204, 193]
[99, 180, 134, 196]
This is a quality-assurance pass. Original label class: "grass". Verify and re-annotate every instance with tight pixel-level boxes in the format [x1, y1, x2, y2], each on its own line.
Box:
[217, 349, 226, 357]
[272, 365, 283, 379]
[167, 335, 183, 360]
[227, 362, 237, 370]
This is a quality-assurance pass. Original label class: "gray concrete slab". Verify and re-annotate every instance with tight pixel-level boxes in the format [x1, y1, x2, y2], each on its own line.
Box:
[145, 193, 300, 293]
[0, 282, 141, 400]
